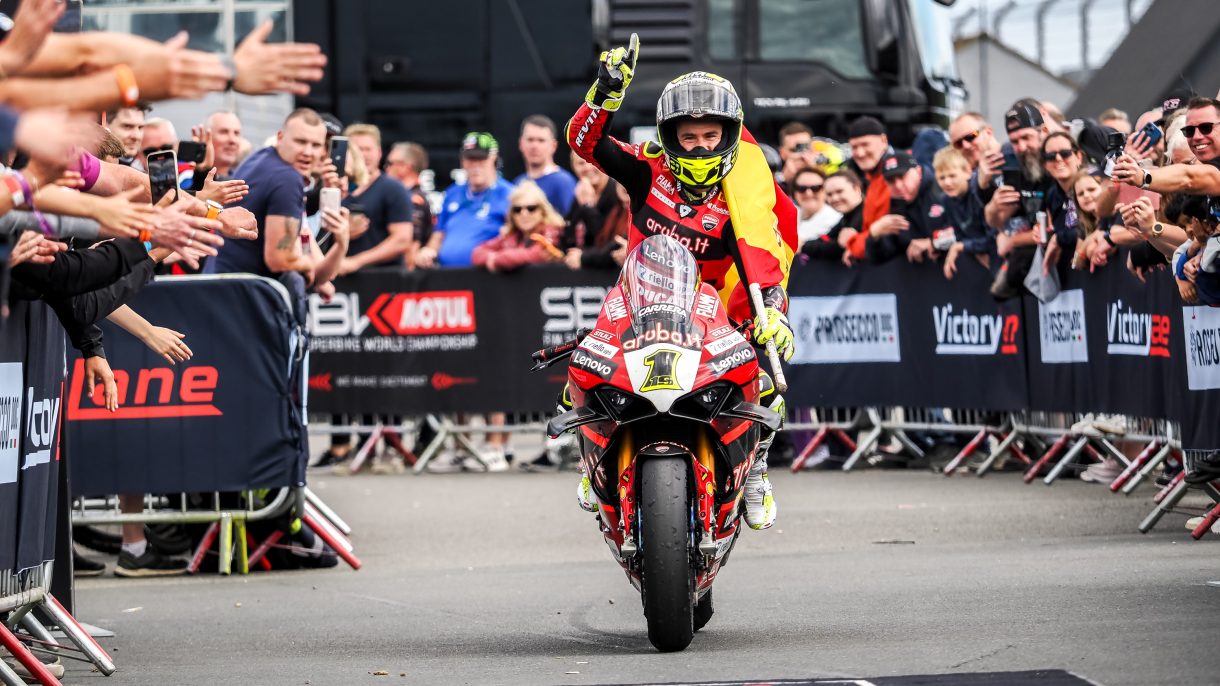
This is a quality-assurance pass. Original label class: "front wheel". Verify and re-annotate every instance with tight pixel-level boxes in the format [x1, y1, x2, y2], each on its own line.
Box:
[639, 457, 694, 652]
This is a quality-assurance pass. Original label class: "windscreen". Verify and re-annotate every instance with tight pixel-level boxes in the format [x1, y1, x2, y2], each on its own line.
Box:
[619, 235, 700, 334]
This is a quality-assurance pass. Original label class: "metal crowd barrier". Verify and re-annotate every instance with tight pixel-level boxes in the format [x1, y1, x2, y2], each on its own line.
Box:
[787, 405, 1220, 540]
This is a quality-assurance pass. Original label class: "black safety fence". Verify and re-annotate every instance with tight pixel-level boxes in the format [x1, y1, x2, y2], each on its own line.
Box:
[306, 260, 1218, 452]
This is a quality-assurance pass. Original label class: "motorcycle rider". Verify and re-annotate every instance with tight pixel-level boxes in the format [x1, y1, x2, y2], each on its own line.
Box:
[565, 37, 797, 530]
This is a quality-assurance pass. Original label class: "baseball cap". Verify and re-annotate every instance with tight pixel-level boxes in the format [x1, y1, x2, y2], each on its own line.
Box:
[880, 151, 917, 179]
[1005, 101, 1044, 133]
[319, 113, 344, 138]
[1160, 88, 1194, 123]
[460, 131, 499, 159]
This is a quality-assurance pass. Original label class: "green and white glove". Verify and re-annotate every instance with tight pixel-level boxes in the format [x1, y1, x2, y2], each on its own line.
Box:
[753, 307, 795, 362]
[585, 33, 639, 112]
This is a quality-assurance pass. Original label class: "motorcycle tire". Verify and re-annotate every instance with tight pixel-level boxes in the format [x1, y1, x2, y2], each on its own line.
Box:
[639, 457, 695, 652]
[693, 588, 713, 632]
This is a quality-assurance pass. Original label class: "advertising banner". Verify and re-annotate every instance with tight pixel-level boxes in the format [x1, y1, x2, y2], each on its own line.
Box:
[67, 276, 308, 497]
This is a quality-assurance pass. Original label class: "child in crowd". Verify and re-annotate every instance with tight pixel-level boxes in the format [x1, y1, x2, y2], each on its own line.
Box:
[934, 147, 992, 280]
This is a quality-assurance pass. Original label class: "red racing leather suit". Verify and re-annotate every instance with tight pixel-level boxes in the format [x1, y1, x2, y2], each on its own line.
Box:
[566, 102, 797, 324]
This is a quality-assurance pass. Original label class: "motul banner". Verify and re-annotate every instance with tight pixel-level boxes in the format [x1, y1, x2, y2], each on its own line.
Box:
[307, 266, 617, 415]
[66, 276, 308, 497]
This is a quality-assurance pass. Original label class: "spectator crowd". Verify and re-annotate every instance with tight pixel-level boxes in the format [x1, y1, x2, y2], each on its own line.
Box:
[2, 0, 1219, 598]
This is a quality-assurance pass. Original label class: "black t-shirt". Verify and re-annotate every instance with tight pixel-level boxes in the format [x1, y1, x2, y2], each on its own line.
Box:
[344, 173, 413, 267]
[206, 147, 305, 276]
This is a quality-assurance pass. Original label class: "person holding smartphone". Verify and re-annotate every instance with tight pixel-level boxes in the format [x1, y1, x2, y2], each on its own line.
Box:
[206, 108, 349, 290]
[337, 123, 413, 274]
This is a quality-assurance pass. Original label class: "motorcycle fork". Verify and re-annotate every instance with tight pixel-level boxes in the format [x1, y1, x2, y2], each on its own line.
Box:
[693, 427, 718, 560]
[616, 429, 638, 558]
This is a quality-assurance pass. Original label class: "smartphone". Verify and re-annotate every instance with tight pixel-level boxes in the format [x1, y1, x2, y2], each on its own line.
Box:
[328, 136, 348, 173]
[177, 141, 207, 165]
[1116, 183, 1162, 210]
[146, 150, 179, 203]
[1002, 169, 1023, 189]
[319, 187, 341, 215]
[1139, 121, 1163, 149]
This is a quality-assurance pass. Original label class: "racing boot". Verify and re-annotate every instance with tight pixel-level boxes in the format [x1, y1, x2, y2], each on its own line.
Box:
[743, 373, 783, 530]
[557, 383, 598, 512]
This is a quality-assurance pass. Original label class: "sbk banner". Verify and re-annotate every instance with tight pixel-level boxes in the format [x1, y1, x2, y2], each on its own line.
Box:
[308, 266, 617, 415]
[783, 257, 1028, 411]
[67, 276, 307, 497]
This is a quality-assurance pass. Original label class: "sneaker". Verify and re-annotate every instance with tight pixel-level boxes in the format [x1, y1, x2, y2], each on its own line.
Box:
[1186, 450, 1220, 485]
[425, 450, 465, 474]
[576, 473, 598, 512]
[1185, 515, 1220, 534]
[145, 523, 192, 556]
[73, 550, 105, 577]
[742, 470, 777, 530]
[370, 452, 406, 475]
[114, 548, 189, 578]
[1156, 460, 1183, 487]
[1090, 414, 1128, 436]
[521, 451, 560, 472]
[1080, 458, 1124, 483]
[4, 656, 65, 681]
[309, 446, 350, 470]
[74, 524, 122, 555]
[463, 446, 509, 472]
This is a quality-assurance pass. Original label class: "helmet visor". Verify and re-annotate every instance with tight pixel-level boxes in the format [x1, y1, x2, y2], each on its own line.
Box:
[657, 78, 741, 124]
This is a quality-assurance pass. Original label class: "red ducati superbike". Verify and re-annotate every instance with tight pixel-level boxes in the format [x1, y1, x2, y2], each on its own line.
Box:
[532, 235, 780, 652]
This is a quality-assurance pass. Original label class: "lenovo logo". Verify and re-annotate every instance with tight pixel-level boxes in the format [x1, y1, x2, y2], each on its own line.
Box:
[67, 359, 222, 421]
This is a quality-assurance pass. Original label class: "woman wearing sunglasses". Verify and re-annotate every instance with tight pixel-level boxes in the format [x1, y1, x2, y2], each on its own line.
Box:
[791, 167, 841, 249]
[1038, 132, 1085, 271]
[471, 180, 564, 273]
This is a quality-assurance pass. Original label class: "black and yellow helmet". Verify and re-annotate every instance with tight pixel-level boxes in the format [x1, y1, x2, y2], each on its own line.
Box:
[656, 71, 743, 188]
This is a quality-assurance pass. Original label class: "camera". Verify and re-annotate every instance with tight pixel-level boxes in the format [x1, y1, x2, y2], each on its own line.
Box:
[1103, 131, 1125, 177]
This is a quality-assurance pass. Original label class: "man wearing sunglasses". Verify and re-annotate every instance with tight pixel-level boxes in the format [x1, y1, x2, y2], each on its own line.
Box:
[948, 112, 1003, 203]
[1113, 97, 1220, 197]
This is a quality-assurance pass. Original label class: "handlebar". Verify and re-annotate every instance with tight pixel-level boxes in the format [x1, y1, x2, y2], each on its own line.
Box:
[530, 328, 592, 371]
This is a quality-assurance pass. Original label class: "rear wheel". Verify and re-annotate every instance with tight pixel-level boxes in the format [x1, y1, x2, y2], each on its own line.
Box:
[639, 457, 694, 652]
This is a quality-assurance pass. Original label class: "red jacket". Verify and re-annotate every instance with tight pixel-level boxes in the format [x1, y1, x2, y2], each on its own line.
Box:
[470, 223, 562, 272]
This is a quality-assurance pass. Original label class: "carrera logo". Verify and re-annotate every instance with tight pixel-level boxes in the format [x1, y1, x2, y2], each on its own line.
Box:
[431, 372, 476, 391]
[309, 291, 476, 337]
[67, 358, 221, 421]
[933, 305, 1018, 355]
[1107, 300, 1169, 357]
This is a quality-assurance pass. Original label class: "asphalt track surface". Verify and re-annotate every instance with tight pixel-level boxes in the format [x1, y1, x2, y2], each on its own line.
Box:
[67, 467, 1219, 685]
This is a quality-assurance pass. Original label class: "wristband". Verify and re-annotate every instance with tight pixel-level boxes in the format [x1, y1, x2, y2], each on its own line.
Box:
[13, 171, 32, 207]
[113, 64, 139, 108]
[1102, 231, 1116, 248]
[32, 209, 53, 236]
[138, 229, 152, 243]
[2, 174, 24, 209]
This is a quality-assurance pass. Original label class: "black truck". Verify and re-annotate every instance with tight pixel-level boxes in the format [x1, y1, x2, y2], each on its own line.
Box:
[295, 0, 964, 180]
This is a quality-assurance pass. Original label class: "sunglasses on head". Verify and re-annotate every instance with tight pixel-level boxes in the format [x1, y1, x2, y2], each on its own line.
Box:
[793, 183, 823, 194]
[1182, 122, 1219, 138]
[1042, 149, 1076, 162]
[511, 204, 540, 214]
[951, 128, 983, 148]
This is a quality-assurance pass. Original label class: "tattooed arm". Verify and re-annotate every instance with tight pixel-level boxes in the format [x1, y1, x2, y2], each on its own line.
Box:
[263, 214, 313, 275]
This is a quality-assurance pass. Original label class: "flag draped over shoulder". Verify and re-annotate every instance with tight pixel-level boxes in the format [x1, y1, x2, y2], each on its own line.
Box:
[718, 127, 798, 316]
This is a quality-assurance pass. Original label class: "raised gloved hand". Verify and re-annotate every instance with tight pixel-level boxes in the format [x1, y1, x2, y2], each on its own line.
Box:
[585, 33, 639, 112]
[753, 307, 795, 362]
